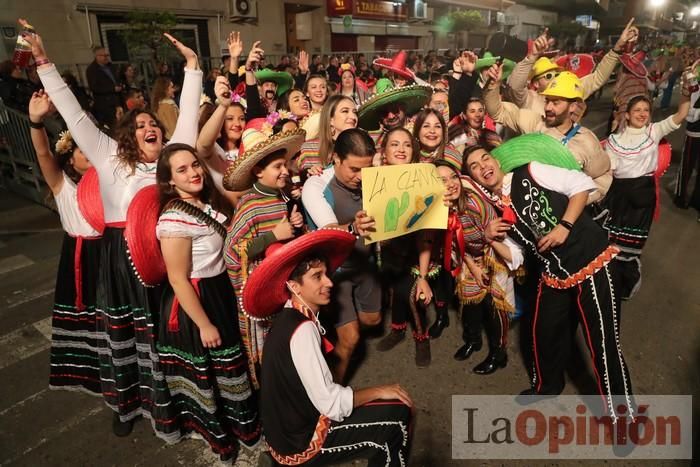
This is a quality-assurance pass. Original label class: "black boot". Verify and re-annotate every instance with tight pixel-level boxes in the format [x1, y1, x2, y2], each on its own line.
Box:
[453, 339, 482, 361]
[455, 302, 484, 360]
[376, 328, 406, 352]
[415, 337, 431, 367]
[473, 348, 507, 374]
[428, 307, 449, 338]
[112, 412, 134, 437]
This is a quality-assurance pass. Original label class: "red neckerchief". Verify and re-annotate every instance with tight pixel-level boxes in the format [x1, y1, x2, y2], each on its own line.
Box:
[443, 209, 465, 277]
[291, 300, 335, 354]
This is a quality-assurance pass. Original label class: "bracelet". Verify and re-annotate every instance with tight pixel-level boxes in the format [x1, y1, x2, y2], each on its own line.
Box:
[29, 120, 45, 129]
[559, 220, 574, 231]
[34, 58, 50, 67]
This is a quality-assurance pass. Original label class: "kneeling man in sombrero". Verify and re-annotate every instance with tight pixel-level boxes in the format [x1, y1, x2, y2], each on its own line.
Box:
[242, 229, 413, 466]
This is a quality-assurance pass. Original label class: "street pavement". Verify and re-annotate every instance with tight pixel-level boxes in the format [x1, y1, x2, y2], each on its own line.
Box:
[0, 86, 698, 466]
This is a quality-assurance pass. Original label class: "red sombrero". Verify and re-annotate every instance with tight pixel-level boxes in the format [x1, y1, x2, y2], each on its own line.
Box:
[76, 167, 105, 234]
[620, 51, 648, 79]
[373, 50, 414, 81]
[124, 185, 166, 286]
[556, 54, 595, 78]
[241, 229, 356, 320]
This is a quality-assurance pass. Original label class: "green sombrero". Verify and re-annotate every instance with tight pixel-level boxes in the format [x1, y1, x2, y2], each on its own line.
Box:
[358, 84, 432, 131]
[491, 133, 581, 173]
[255, 69, 294, 97]
[476, 52, 516, 80]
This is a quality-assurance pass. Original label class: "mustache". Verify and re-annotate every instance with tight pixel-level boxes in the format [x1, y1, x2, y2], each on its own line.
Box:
[264, 90, 276, 99]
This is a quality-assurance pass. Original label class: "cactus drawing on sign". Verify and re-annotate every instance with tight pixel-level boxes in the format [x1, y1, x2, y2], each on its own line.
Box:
[384, 191, 410, 232]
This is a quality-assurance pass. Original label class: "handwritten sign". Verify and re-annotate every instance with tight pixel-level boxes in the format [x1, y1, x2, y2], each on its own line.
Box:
[362, 163, 448, 244]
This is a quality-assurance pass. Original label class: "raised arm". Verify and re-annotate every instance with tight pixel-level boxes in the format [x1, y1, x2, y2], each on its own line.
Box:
[164, 33, 202, 147]
[197, 76, 229, 161]
[483, 63, 541, 134]
[28, 91, 63, 194]
[24, 23, 116, 168]
[448, 52, 479, 120]
[226, 31, 243, 90]
[668, 62, 698, 127]
[244, 41, 267, 120]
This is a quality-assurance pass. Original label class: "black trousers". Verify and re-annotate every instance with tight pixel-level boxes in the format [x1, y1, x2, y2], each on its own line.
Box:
[460, 296, 508, 351]
[388, 268, 451, 332]
[304, 401, 411, 467]
[530, 265, 634, 418]
[675, 134, 700, 210]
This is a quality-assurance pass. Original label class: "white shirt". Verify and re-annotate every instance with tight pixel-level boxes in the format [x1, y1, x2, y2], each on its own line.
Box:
[301, 166, 338, 228]
[288, 302, 354, 422]
[156, 205, 227, 278]
[54, 173, 101, 238]
[606, 115, 680, 179]
[39, 64, 203, 223]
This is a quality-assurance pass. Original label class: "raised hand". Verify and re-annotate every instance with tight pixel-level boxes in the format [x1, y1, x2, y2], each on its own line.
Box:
[299, 50, 309, 75]
[227, 31, 243, 59]
[28, 90, 54, 121]
[614, 18, 638, 52]
[272, 215, 295, 241]
[246, 41, 265, 70]
[164, 32, 199, 70]
[484, 62, 503, 85]
[289, 204, 304, 228]
[214, 75, 232, 105]
[529, 29, 551, 58]
[17, 20, 48, 62]
[459, 50, 477, 74]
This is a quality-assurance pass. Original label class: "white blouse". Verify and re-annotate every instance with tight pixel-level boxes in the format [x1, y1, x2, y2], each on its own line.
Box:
[156, 204, 227, 279]
[54, 173, 101, 238]
[38, 64, 203, 223]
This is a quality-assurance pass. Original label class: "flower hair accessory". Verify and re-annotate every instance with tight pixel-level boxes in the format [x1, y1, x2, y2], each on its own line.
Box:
[55, 130, 76, 156]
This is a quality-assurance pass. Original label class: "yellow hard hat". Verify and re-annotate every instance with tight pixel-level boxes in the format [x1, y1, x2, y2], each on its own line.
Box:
[540, 71, 584, 100]
[529, 57, 562, 81]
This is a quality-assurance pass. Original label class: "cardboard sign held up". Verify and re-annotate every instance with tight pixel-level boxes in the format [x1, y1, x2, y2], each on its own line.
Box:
[361, 163, 448, 244]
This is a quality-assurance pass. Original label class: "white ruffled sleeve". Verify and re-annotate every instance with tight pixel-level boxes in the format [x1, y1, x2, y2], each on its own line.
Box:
[156, 209, 202, 239]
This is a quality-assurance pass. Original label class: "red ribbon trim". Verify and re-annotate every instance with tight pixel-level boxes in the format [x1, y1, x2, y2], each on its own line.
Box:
[74, 237, 85, 311]
[443, 212, 465, 278]
[168, 278, 201, 332]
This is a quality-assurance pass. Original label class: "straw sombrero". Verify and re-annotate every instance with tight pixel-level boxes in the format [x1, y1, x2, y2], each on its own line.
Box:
[357, 84, 432, 131]
[241, 229, 356, 320]
[124, 185, 166, 287]
[222, 127, 306, 191]
[373, 50, 414, 81]
[76, 167, 105, 235]
[300, 111, 321, 140]
[491, 133, 581, 173]
[255, 69, 294, 97]
[619, 51, 648, 79]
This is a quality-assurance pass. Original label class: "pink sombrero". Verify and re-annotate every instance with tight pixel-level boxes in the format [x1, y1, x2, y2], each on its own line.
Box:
[373, 50, 414, 81]
[241, 229, 356, 320]
[620, 51, 648, 79]
[124, 185, 166, 286]
[76, 167, 105, 234]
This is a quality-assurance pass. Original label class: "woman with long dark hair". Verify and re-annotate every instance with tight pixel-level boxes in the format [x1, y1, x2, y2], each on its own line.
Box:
[154, 143, 260, 461]
[26, 23, 202, 436]
[412, 108, 463, 171]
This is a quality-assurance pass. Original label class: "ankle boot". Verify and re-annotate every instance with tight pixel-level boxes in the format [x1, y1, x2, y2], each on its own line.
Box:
[112, 413, 135, 437]
[473, 348, 507, 375]
[415, 338, 431, 367]
[453, 337, 482, 361]
[428, 307, 449, 338]
[376, 328, 406, 352]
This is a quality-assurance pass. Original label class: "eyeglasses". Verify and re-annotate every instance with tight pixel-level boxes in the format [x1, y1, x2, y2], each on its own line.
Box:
[538, 71, 559, 81]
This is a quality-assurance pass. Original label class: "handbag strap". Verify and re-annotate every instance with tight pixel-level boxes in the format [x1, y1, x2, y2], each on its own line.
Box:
[167, 199, 227, 238]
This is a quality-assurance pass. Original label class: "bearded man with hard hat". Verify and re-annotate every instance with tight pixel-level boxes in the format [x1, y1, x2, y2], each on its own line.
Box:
[483, 66, 612, 204]
[506, 19, 639, 117]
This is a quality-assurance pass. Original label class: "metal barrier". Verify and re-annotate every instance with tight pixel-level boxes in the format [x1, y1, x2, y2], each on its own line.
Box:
[0, 101, 55, 210]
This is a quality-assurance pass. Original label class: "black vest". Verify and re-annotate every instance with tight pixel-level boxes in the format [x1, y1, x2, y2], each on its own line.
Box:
[260, 308, 321, 456]
[508, 165, 609, 281]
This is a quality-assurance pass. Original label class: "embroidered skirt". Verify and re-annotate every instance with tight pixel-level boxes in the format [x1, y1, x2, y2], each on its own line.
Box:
[95, 227, 167, 423]
[604, 176, 655, 256]
[156, 271, 260, 455]
[49, 234, 103, 394]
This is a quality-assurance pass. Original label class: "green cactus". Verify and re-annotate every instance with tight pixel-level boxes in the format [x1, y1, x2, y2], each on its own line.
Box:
[384, 191, 410, 232]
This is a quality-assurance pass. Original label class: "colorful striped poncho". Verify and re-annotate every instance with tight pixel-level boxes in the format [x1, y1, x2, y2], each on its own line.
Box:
[297, 138, 323, 171]
[225, 183, 288, 388]
[419, 143, 463, 172]
[455, 185, 516, 314]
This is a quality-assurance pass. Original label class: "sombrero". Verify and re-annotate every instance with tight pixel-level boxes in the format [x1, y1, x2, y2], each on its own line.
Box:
[357, 84, 432, 131]
[76, 167, 105, 235]
[241, 229, 356, 319]
[300, 110, 321, 140]
[476, 52, 516, 80]
[373, 50, 414, 81]
[222, 127, 306, 191]
[255, 69, 294, 97]
[556, 53, 596, 79]
[491, 133, 581, 174]
[124, 185, 166, 287]
[620, 51, 648, 79]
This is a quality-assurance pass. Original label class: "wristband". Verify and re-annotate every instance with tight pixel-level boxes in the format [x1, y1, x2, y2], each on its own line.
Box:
[559, 220, 574, 231]
[34, 58, 51, 67]
[29, 120, 45, 129]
